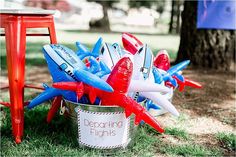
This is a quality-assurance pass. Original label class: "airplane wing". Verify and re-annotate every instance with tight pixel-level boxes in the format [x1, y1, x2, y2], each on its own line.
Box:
[73, 68, 113, 92]
[174, 72, 185, 82]
[141, 92, 179, 117]
[128, 80, 170, 93]
[165, 60, 190, 77]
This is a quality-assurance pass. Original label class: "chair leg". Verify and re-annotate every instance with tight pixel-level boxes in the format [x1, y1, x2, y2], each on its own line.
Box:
[48, 24, 57, 44]
[4, 20, 26, 144]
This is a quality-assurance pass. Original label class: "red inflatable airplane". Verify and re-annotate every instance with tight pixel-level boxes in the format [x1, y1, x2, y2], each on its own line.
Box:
[53, 57, 164, 133]
[154, 50, 202, 91]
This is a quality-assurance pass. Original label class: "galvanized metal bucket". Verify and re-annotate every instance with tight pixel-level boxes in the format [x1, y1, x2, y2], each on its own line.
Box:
[64, 99, 138, 152]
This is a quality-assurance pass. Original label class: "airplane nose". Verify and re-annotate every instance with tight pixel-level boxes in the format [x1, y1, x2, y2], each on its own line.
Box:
[73, 69, 113, 92]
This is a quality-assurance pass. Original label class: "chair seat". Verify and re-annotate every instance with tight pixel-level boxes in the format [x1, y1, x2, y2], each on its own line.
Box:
[0, 9, 55, 15]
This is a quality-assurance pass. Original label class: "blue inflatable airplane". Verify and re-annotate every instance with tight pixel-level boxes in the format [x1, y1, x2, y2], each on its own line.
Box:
[153, 60, 190, 87]
[147, 60, 190, 111]
[28, 38, 112, 109]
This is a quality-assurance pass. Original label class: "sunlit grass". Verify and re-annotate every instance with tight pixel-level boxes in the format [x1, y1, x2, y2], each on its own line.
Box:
[159, 144, 222, 156]
[216, 132, 236, 151]
[165, 127, 189, 140]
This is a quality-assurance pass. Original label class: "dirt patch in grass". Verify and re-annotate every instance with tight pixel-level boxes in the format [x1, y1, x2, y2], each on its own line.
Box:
[173, 69, 235, 122]
[174, 68, 235, 126]
[193, 134, 218, 148]
[157, 67, 236, 155]
[159, 134, 188, 146]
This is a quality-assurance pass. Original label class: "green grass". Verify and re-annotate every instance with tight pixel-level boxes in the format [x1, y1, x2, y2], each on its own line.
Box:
[1, 102, 224, 156]
[0, 42, 76, 70]
[159, 144, 222, 156]
[216, 132, 236, 151]
[165, 127, 189, 140]
[0, 105, 161, 156]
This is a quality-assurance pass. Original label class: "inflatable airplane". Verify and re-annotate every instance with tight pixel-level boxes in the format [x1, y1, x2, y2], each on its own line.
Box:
[98, 41, 179, 116]
[53, 57, 165, 133]
[28, 39, 113, 109]
[153, 50, 202, 90]
[122, 32, 201, 90]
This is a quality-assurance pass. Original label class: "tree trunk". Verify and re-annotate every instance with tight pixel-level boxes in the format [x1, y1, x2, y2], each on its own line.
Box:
[169, 1, 175, 33]
[176, 0, 181, 34]
[100, 2, 110, 32]
[176, 1, 235, 71]
[89, 2, 110, 32]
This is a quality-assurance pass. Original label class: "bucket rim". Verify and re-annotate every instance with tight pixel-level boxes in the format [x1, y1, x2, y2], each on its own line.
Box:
[64, 99, 124, 109]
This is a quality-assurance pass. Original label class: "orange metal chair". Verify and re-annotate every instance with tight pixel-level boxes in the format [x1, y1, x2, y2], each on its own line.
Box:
[0, 10, 58, 143]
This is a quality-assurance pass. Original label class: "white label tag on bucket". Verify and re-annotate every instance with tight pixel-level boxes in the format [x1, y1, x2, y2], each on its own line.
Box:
[77, 109, 130, 149]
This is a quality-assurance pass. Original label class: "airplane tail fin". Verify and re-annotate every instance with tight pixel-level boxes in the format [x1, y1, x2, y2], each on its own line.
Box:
[76, 42, 90, 60]
[163, 75, 177, 87]
[76, 37, 102, 60]
[145, 100, 161, 111]
[124, 96, 164, 133]
[173, 75, 185, 91]
[154, 50, 170, 71]
[122, 33, 143, 54]
[91, 37, 102, 56]
[88, 87, 97, 104]
[28, 84, 61, 109]
[53, 82, 99, 104]
[185, 79, 202, 89]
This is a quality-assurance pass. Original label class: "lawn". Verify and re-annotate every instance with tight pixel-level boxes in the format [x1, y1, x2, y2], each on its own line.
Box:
[0, 105, 223, 156]
[0, 32, 235, 156]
